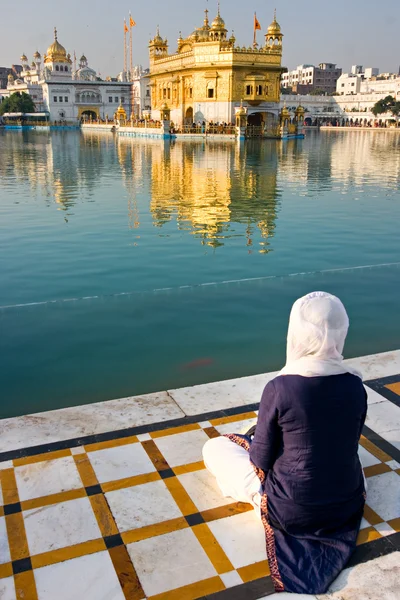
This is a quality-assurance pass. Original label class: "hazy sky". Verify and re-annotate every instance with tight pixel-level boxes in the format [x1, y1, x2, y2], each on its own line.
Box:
[1, 0, 399, 77]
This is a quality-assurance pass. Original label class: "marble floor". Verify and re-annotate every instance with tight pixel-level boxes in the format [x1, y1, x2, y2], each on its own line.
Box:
[0, 351, 399, 600]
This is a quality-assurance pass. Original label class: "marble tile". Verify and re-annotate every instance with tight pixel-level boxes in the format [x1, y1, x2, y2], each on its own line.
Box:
[386, 460, 400, 470]
[126, 528, 217, 597]
[215, 418, 257, 436]
[106, 480, 182, 532]
[88, 443, 156, 484]
[136, 433, 151, 442]
[208, 511, 266, 569]
[169, 372, 278, 416]
[70, 446, 86, 455]
[24, 496, 102, 555]
[364, 386, 387, 406]
[360, 517, 370, 529]
[0, 577, 16, 600]
[154, 429, 210, 467]
[365, 401, 400, 449]
[318, 551, 400, 600]
[0, 460, 13, 470]
[345, 350, 400, 382]
[220, 570, 243, 588]
[365, 471, 400, 521]
[374, 522, 397, 537]
[178, 469, 232, 512]
[15, 456, 83, 501]
[34, 550, 127, 600]
[199, 421, 212, 429]
[0, 391, 184, 454]
[358, 445, 380, 468]
[0, 517, 11, 564]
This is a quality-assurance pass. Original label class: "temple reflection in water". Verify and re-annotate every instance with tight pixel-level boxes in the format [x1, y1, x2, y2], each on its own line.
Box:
[1, 130, 399, 251]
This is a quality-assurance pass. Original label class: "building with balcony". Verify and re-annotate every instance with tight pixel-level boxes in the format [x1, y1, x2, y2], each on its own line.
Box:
[148, 8, 285, 129]
[6, 29, 132, 122]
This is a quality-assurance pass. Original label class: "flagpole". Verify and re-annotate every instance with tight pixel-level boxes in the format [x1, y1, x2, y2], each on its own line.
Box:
[124, 19, 126, 78]
[129, 12, 133, 81]
[253, 13, 257, 48]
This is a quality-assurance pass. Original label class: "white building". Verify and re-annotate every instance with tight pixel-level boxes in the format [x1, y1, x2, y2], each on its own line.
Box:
[6, 29, 132, 123]
[130, 66, 151, 118]
[281, 63, 342, 94]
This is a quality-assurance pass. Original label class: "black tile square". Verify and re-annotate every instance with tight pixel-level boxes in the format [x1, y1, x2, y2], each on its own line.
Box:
[12, 557, 32, 574]
[185, 513, 205, 526]
[104, 534, 124, 549]
[159, 468, 175, 480]
[86, 484, 102, 496]
[4, 502, 22, 515]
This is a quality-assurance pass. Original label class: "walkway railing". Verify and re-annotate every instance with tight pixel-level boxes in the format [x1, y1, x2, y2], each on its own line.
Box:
[174, 125, 236, 135]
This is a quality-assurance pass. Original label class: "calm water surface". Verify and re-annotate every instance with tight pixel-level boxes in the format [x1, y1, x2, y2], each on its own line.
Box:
[1, 129, 400, 417]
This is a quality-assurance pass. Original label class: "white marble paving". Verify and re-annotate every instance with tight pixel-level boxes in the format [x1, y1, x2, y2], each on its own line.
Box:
[0, 577, 16, 600]
[88, 443, 156, 484]
[345, 350, 400, 381]
[34, 551, 127, 600]
[364, 386, 388, 405]
[215, 417, 258, 436]
[24, 497, 102, 555]
[105, 480, 182, 532]
[365, 471, 400, 521]
[0, 391, 184, 453]
[168, 372, 278, 416]
[317, 551, 400, 600]
[178, 469, 232, 512]
[126, 528, 217, 597]
[0, 460, 13, 471]
[15, 457, 82, 501]
[153, 429, 210, 467]
[208, 511, 266, 569]
[220, 570, 243, 588]
[0, 517, 11, 564]
[374, 522, 397, 537]
[365, 400, 400, 450]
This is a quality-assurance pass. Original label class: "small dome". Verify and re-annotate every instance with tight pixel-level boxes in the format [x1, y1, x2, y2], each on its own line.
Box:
[31, 61, 36, 67]
[295, 105, 305, 115]
[191, 27, 209, 41]
[281, 106, 290, 118]
[80, 54, 87, 62]
[45, 28, 70, 63]
[20, 54, 28, 62]
[34, 50, 41, 59]
[211, 14, 226, 30]
[8, 73, 14, 81]
[267, 12, 282, 35]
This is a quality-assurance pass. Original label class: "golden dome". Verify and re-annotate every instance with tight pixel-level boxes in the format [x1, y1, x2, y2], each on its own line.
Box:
[115, 103, 127, 120]
[44, 28, 71, 64]
[295, 105, 305, 115]
[20, 54, 27, 62]
[33, 50, 41, 59]
[211, 14, 225, 30]
[267, 10, 282, 36]
[280, 106, 290, 118]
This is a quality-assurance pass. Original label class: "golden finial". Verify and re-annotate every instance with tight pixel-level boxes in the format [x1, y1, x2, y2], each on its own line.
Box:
[217, 1, 220, 16]
[54, 27, 58, 41]
[204, 8, 209, 27]
[274, 8, 277, 21]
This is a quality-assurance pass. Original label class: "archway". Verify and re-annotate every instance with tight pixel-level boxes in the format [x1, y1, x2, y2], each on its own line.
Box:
[81, 110, 97, 120]
[185, 107, 193, 125]
[248, 112, 262, 126]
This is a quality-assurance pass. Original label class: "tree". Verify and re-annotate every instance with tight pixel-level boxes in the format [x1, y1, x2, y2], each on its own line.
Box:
[0, 92, 36, 116]
[309, 88, 327, 96]
[371, 95, 400, 117]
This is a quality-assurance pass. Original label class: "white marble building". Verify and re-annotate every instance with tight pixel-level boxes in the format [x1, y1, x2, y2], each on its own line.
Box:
[6, 29, 131, 122]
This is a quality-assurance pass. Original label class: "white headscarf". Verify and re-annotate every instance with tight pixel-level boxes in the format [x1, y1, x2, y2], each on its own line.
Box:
[280, 291, 362, 378]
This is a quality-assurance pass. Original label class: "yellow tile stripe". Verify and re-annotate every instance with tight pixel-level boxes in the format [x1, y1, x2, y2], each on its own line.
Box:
[21, 488, 86, 511]
[363, 504, 384, 526]
[387, 517, 400, 532]
[356, 526, 382, 545]
[385, 382, 400, 396]
[73, 453, 99, 487]
[149, 575, 225, 600]
[109, 545, 146, 600]
[122, 517, 189, 545]
[359, 436, 392, 463]
[164, 477, 198, 516]
[102, 471, 160, 493]
[173, 461, 205, 476]
[237, 560, 270, 582]
[210, 412, 257, 427]
[201, 502, 253, 523]
[192, 523, 234, 574]
[0, 469, 39, 599]
[31, 538, 106, 569]
[0, 563, 13, 580]
[364, 463, 392, 478]
[85, 435, 139, 453]
[13, 448, 72, 467]
[150, 423, 201, 439]
[89, 494, 120, 537]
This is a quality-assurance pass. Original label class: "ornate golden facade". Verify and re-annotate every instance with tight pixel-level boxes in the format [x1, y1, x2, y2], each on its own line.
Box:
[149, 9, 285, 127]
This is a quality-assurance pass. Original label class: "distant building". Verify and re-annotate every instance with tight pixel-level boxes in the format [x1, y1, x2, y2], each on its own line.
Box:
[0, 65, 22, 89]
[337, 66, 400, 96]
[6, 29, 131, 122]
[130, 66, 151, 118]
[281, 63, 342, 94]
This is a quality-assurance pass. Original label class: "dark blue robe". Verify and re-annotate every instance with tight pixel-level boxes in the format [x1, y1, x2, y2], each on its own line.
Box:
[230, 373, 367, 594]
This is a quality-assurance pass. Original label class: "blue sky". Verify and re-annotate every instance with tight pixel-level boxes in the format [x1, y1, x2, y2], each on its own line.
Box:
[1, 0, 399, 77]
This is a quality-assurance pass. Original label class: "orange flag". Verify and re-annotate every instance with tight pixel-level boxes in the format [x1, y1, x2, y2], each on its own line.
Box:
[254, 14, 261, 31]
[130, 15, 136, 28]
[124, 21, 129, 33]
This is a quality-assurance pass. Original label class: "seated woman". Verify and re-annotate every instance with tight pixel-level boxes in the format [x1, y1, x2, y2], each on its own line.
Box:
[203, 291, 367, 595]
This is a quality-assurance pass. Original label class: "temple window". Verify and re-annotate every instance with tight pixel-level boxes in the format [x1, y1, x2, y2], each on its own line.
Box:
[189, 87, 193, 98]
[208, 88, 214, 98]
[55, 65, 59, 71]
[109, 96, 112, 102]
[246, 85, 253, 95]
[53, 96, 57, 102]
[115, 97, 118, 102]
[163, 88, 167, 99]
[65, 66, 68, 72]
[167, 88, 171, 99]
[256, 85, 263, 96]
[121, 96, 125, 103]
[264, 86, 269, 95]
[65, 97, 68, 103]
[59, 96, 63, 102]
